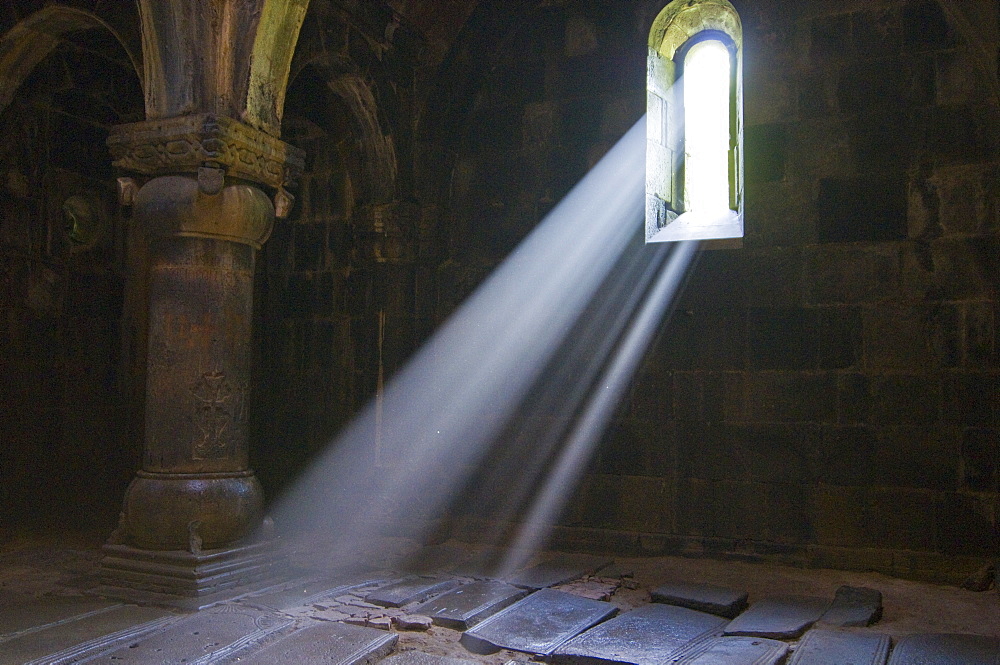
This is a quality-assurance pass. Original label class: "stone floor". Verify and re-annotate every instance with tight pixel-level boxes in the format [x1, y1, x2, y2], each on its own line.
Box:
[1, 532, 998, 664]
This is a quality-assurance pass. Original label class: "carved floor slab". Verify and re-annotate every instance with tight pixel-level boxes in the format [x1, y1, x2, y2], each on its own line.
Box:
[887, 633, 1000, 665]
[817, 586, 883, 628]
[366, 577, 463, 608]
[235, 620, 398, 665]
[242, 573, 380, 611]
[460, 588, 618, 656]
[723, 595, 831, 639]
[551, 603, 727, 665]
[0, 596, 120, 639]
[651, 581, 749, 618]
[505, 554, 613, 590]
[413, 580, 530, 629]
[673, 636, 790, 665]
[1, 603, 176, 665]
[787, 628, 891, 665]
[83, 604, 292, 663]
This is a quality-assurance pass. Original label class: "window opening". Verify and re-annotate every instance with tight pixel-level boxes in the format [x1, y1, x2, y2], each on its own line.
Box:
[646, 0, 743, 244]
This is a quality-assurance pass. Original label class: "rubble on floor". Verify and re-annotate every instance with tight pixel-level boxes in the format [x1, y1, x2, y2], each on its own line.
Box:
[0, 542, 998, 665]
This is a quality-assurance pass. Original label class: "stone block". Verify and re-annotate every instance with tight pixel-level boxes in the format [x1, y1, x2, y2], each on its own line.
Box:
[815, 426, 878, 486]
[852, 7, 902, 59]
[838, 59, 926, 115]
[872, 427, 957, 491]
[868, 488, 938, 551]
[676, 250, 747, 314]
[809, 14, 851, 63]
[765, 483, 815, 544]
[818, 306, 862, 370]
[656, 310, 746, 371]
[87, 605, 291, 664]
[244, 575, 379, 611]
[551, 603, 726, 665]
[805, 246, 879, 305]
[745, 123, 787, 184]
[673, 636, 788, 665]
[702, 372, 745, 423]
[0, 604, 176, 665]
[901, 0, 957, 52]
[366, 577, 463, 608]
[237, 620, 398, 665]
[816, 175, 908, 244]
[798, 70, 837, 119]
[929, 238, 1000, 303]
[817, 586, 883, 627]
[651, 582, 748, 619]
[745, 372, 837, 424]
[723, 595, 830, 639]
[787, 119, 855, 181]
[788, 627, 890, 665]
[959, 428, 999, 493]
[862, 306, 939, 371]
[742, 178, 816, 246]
[748, 306, 820, 370]
[744, 247, 803, 308]
[943, 374, 1000, 427]
[413, 580, 529, 630]
[888, 633, 999, 665]
[917, 106, 996, 165]
[963, 302, 996, 368]
[460, 588, 618, 656]
[935, 493, 997, 557]
[871, 374, 942, 428]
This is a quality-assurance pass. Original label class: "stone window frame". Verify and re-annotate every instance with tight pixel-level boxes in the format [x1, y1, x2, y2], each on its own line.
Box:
[646, 0, 744, 245]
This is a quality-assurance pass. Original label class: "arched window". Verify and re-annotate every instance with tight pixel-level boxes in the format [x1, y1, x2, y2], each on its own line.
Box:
[646, 0, 743, 244]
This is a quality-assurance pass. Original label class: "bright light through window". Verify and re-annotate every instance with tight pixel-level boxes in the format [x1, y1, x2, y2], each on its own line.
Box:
[683, 39, 731, 220]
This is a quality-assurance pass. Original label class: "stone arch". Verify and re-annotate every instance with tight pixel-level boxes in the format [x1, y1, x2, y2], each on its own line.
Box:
[287, 59, 398, 206]
[0, 4, 142, 117]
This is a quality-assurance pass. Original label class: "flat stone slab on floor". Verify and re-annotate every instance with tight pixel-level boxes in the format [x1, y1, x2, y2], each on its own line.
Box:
[243, 574, 380, 611]
[723, 595, 830, 639]
[235, 619, 398, 665]
[0, 596, 121, 639]
[413, 579, 530, 629]
[366, 577, 463, 608]
[673, 636, 789, 665]
[651, 581, 749, 618]
[787, 628, 891, 665]
[82, 604, 293, 664]
[817, 586, 883, 627]
[460, 588, 618, 656]
[551, 602, 727, 665]
[2, 603, 176, 665]
[505, 554, 613, 590]
[383, 650, 480, 665]
[887, 633, 1000, 665]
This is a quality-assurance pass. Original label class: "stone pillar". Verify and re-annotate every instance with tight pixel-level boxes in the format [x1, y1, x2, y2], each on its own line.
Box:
[100, 114, 302, 600]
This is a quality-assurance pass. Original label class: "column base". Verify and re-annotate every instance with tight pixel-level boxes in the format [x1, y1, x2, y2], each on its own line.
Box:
[95, 537, 285, 609]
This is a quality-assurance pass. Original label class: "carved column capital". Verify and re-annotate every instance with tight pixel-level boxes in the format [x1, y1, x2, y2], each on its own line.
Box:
[108, 113, 305, 192]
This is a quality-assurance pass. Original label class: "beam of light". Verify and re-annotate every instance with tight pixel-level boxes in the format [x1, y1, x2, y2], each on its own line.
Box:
[265, 116, 655, 563]
[453, 240, 676, 541]
[683, 39, 731, 217]
[497, 239, 698, 575]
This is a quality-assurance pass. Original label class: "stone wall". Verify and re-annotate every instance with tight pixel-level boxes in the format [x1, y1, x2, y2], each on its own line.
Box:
[416, 0, 1000, 583]
[0, 28, 144, 539]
